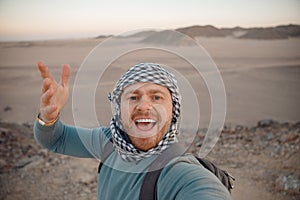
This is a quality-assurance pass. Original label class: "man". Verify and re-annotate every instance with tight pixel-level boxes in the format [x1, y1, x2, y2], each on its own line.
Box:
[34, 61, 231, 199]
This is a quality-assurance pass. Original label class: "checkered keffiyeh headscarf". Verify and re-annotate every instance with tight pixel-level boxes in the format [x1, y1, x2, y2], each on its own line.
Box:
[108, 63, 181, 162]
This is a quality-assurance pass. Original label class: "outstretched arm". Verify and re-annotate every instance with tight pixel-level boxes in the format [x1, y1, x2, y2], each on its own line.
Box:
[37, 61, 71, 123]
[35, 61, 108, 159]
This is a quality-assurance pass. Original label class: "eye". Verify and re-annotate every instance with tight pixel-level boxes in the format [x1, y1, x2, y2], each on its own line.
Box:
[153, 95, 162, 101]
[129, 96, 138, 101]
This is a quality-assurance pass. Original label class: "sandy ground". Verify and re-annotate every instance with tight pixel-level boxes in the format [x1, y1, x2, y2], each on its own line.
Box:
[0, 37, 299, 126]
[0, 36, 299, 199]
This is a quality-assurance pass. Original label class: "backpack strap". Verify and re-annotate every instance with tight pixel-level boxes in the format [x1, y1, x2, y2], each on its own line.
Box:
[98, 140, 114, 174]
[139, 143, 185, 200]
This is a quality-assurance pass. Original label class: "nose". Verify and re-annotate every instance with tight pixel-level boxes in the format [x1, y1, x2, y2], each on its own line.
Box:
[136, 96, 152, 111]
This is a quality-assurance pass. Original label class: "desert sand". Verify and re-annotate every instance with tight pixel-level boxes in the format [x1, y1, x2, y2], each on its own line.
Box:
[0, 36, 299, 199]
[0, 37, 299, 126]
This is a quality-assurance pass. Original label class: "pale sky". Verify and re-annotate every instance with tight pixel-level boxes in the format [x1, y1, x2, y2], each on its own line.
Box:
[0, 0, 299, 41]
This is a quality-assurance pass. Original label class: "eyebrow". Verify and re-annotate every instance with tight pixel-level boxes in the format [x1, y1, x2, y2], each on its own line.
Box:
[123, 89, 167, 96]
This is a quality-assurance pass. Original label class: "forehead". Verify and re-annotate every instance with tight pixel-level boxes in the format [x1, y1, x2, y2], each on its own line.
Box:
[122, 82, 171, 95]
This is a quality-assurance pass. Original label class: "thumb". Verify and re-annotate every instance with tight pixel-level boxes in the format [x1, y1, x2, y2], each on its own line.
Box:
[61, 64, 71, 87]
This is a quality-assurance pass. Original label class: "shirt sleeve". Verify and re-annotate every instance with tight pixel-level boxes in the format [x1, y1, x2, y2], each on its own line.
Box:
[157, 155, 232, 200]
[34, 119, 111, 159]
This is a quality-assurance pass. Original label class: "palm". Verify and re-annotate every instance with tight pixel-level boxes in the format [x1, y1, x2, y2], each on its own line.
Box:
[52, 78, 68, 112]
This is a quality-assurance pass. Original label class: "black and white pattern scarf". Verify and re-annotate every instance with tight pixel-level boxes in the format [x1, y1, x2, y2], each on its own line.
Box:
[108, 63, 181, 162]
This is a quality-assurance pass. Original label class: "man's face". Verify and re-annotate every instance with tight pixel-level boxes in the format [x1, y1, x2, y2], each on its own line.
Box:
[120, 82, 173, 151]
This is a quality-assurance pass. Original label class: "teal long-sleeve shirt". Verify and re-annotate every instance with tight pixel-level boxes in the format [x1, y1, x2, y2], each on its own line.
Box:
[34, 120, 232, 200]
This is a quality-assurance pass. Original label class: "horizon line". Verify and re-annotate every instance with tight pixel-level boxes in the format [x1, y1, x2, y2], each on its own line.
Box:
[1, 23, 299, 42]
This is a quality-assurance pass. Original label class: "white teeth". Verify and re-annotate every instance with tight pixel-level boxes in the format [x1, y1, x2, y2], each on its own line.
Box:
[135, 119, 156, 123]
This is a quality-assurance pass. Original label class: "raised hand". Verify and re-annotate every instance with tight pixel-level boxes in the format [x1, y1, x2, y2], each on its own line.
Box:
[37, 61, 71, 123]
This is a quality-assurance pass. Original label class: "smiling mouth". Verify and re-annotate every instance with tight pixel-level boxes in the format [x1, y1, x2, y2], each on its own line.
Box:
[135, 119, 157, 132]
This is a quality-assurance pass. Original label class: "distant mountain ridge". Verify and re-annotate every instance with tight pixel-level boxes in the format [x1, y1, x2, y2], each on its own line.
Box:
[176, 24, 300, 39]
[95, 24, 300, 40]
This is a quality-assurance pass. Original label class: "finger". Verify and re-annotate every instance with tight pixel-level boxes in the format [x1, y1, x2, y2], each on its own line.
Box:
[42, 78, 52, 93]
[37, 61, 55, 81]
[61, 64, 71, 87]
[41, 86, 53, 105]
